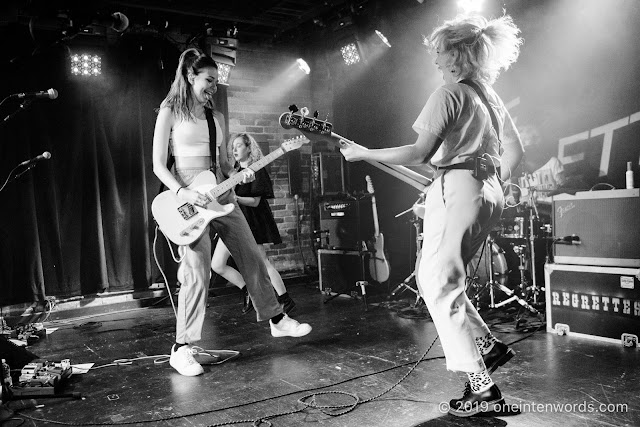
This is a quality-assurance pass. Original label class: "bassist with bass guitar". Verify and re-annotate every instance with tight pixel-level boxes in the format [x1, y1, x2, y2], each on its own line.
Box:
[339, 15, 524, 417]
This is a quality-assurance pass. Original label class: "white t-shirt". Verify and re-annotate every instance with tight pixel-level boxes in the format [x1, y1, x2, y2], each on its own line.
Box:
[412, 82, 506, 168]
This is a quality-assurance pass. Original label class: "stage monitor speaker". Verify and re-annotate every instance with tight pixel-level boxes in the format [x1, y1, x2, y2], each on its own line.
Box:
[318, 249, 371, 294]
[552, 189, 640, 267]
[311, 153, 345, 196]
[319, 199, 374, 250]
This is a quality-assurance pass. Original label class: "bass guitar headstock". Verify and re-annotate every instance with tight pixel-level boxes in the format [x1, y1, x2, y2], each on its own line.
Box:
[279, 104, 333, 137]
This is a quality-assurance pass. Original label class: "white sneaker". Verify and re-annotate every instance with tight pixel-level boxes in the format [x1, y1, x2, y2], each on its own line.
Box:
[170, 344, 204, 376]
[270, 314, 312, 338]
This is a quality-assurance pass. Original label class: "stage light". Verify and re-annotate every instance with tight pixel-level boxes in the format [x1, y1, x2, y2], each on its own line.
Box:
[375, 30, 391, 48]
[296, 58, 310, 74]
[458, 0, 484, 14]
[216, 63, 232, 85]
[71, 53, 101, 76]
[340, 42, 361, 65]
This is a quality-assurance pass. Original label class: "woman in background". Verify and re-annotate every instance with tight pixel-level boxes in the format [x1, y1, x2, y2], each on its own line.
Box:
[211, 133, 296, 314]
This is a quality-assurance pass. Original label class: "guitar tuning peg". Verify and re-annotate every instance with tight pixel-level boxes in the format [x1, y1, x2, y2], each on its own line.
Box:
[300, 107, 309, 117]
[313, 110, 319, 119]
[288, 104, 299, 113]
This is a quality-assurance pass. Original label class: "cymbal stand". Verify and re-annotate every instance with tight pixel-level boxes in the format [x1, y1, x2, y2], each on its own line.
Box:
[390, 198, 424, 308]
[524, 181, 544, 305]
[466, 236, 497, 310]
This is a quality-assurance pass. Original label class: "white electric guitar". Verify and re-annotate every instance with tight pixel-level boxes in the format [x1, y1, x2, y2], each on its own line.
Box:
[152, 136, 309, 246]
[365, 175, 390, 283]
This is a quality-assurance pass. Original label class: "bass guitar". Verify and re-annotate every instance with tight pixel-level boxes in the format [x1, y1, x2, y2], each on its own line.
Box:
[365, 175, 390, 282]
[152, 136, 309, 246]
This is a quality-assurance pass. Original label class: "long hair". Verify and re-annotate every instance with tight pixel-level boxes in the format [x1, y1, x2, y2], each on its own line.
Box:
[160, 48, 218, 121]
[228, 133, 264, 168]
[427, 15, 523, 84]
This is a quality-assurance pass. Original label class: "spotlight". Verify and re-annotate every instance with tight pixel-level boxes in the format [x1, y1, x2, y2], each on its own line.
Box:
[340, 42, 361, 65]
[71, 53, 101, 76]
[296, 58, 310, 74]
[458, 0, 484, 14]
[216, 62, 232, 85]
[375, 30, 391, 48]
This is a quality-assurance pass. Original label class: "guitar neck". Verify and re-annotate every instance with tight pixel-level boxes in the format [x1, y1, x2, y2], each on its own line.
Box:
[371, 195, 380, 237]
[209, 147, 285, 198]
[328, 132, 432, 192]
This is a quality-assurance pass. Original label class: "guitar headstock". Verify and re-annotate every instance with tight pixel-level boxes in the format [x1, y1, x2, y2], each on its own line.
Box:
[280, 135, 310, 152]
[365, 175, 375, 194]
[279, 108, 333, 136]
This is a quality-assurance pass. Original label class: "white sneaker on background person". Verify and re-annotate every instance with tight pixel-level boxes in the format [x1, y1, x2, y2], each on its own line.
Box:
[170, 344, 204, 376]
[270, 314, 312, 338]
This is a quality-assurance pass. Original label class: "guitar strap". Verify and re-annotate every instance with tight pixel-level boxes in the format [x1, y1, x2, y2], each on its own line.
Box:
[459, 79, 501, 141]
[204, 107, 217, 168]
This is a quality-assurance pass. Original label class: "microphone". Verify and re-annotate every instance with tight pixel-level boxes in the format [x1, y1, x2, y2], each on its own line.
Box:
[20, 152, 51, 166]
[14, 89, 58, 100]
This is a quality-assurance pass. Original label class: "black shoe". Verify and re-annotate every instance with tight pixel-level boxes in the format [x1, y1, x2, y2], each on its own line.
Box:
[277, 293, 296, 314]
[483, 341, 515, 374]
[449, 383, 504, 417]
[241, 288, 254, 314]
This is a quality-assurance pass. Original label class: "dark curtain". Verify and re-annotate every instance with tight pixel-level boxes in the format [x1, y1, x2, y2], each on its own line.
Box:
[0, 33, 229, 305]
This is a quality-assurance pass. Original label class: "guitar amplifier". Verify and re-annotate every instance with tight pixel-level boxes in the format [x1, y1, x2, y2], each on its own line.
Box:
[317, 249, 372, 294]
[319, 199, 373, 250]
[552, 189, 640, 267]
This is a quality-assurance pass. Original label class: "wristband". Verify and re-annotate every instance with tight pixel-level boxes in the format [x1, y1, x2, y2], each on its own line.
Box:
[176, 186, 185, 195]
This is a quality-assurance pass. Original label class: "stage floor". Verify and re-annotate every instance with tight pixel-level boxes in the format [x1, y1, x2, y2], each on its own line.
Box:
[2, 282, 638, 427]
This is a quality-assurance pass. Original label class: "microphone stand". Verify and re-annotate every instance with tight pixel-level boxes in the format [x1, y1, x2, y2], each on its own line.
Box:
[0, 159, 43, 193]
[523, 175, 542, 305]
[2, 100, 32, 125]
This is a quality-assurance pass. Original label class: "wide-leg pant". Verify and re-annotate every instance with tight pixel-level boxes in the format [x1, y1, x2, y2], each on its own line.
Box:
[173, 167, 282, 344]
[417, 169, 503, 373]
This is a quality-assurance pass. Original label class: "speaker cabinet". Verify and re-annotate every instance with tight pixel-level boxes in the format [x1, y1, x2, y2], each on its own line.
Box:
[311, 153, 345, 196]
[318, 249, 371, 293]
[319, 199, 374, 250]
[552, 189, 640, 267]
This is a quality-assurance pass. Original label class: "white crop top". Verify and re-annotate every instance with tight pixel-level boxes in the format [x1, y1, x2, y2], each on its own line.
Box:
[170, 115, 222, 157]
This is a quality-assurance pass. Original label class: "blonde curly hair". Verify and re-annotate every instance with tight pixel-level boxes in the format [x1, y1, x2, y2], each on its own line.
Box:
[227, 133, 264, 168]
[426, 14, 523, 84]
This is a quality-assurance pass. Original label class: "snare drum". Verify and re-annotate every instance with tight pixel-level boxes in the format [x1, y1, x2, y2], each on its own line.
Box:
[499, 217, 526, 239]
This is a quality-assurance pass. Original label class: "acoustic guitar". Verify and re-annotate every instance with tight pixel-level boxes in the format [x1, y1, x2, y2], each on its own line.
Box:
[152, 136, 309, 246]
[365, 175, 390, 282]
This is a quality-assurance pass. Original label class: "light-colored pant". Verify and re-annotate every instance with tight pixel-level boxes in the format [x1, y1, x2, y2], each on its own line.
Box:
[174, 167, 282, 344]
[417, 169, 503, 373]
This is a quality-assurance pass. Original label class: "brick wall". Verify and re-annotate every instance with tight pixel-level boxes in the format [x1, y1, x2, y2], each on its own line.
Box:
[226, 42, 334, 274]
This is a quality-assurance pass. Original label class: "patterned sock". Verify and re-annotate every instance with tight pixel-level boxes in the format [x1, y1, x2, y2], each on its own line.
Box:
[474, 332, 498, 356]
[467, 369, 494, 393]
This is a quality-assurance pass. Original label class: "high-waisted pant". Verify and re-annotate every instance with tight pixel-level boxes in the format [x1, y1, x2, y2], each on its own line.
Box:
[173, 167, 282, 344]
[417, 169, 503, 373]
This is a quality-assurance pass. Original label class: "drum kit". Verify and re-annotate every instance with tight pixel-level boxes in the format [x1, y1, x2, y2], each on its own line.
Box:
[392, 184, 552, 319]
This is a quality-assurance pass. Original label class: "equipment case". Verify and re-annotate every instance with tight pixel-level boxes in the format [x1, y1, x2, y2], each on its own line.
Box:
[545, 263, 640, 346]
